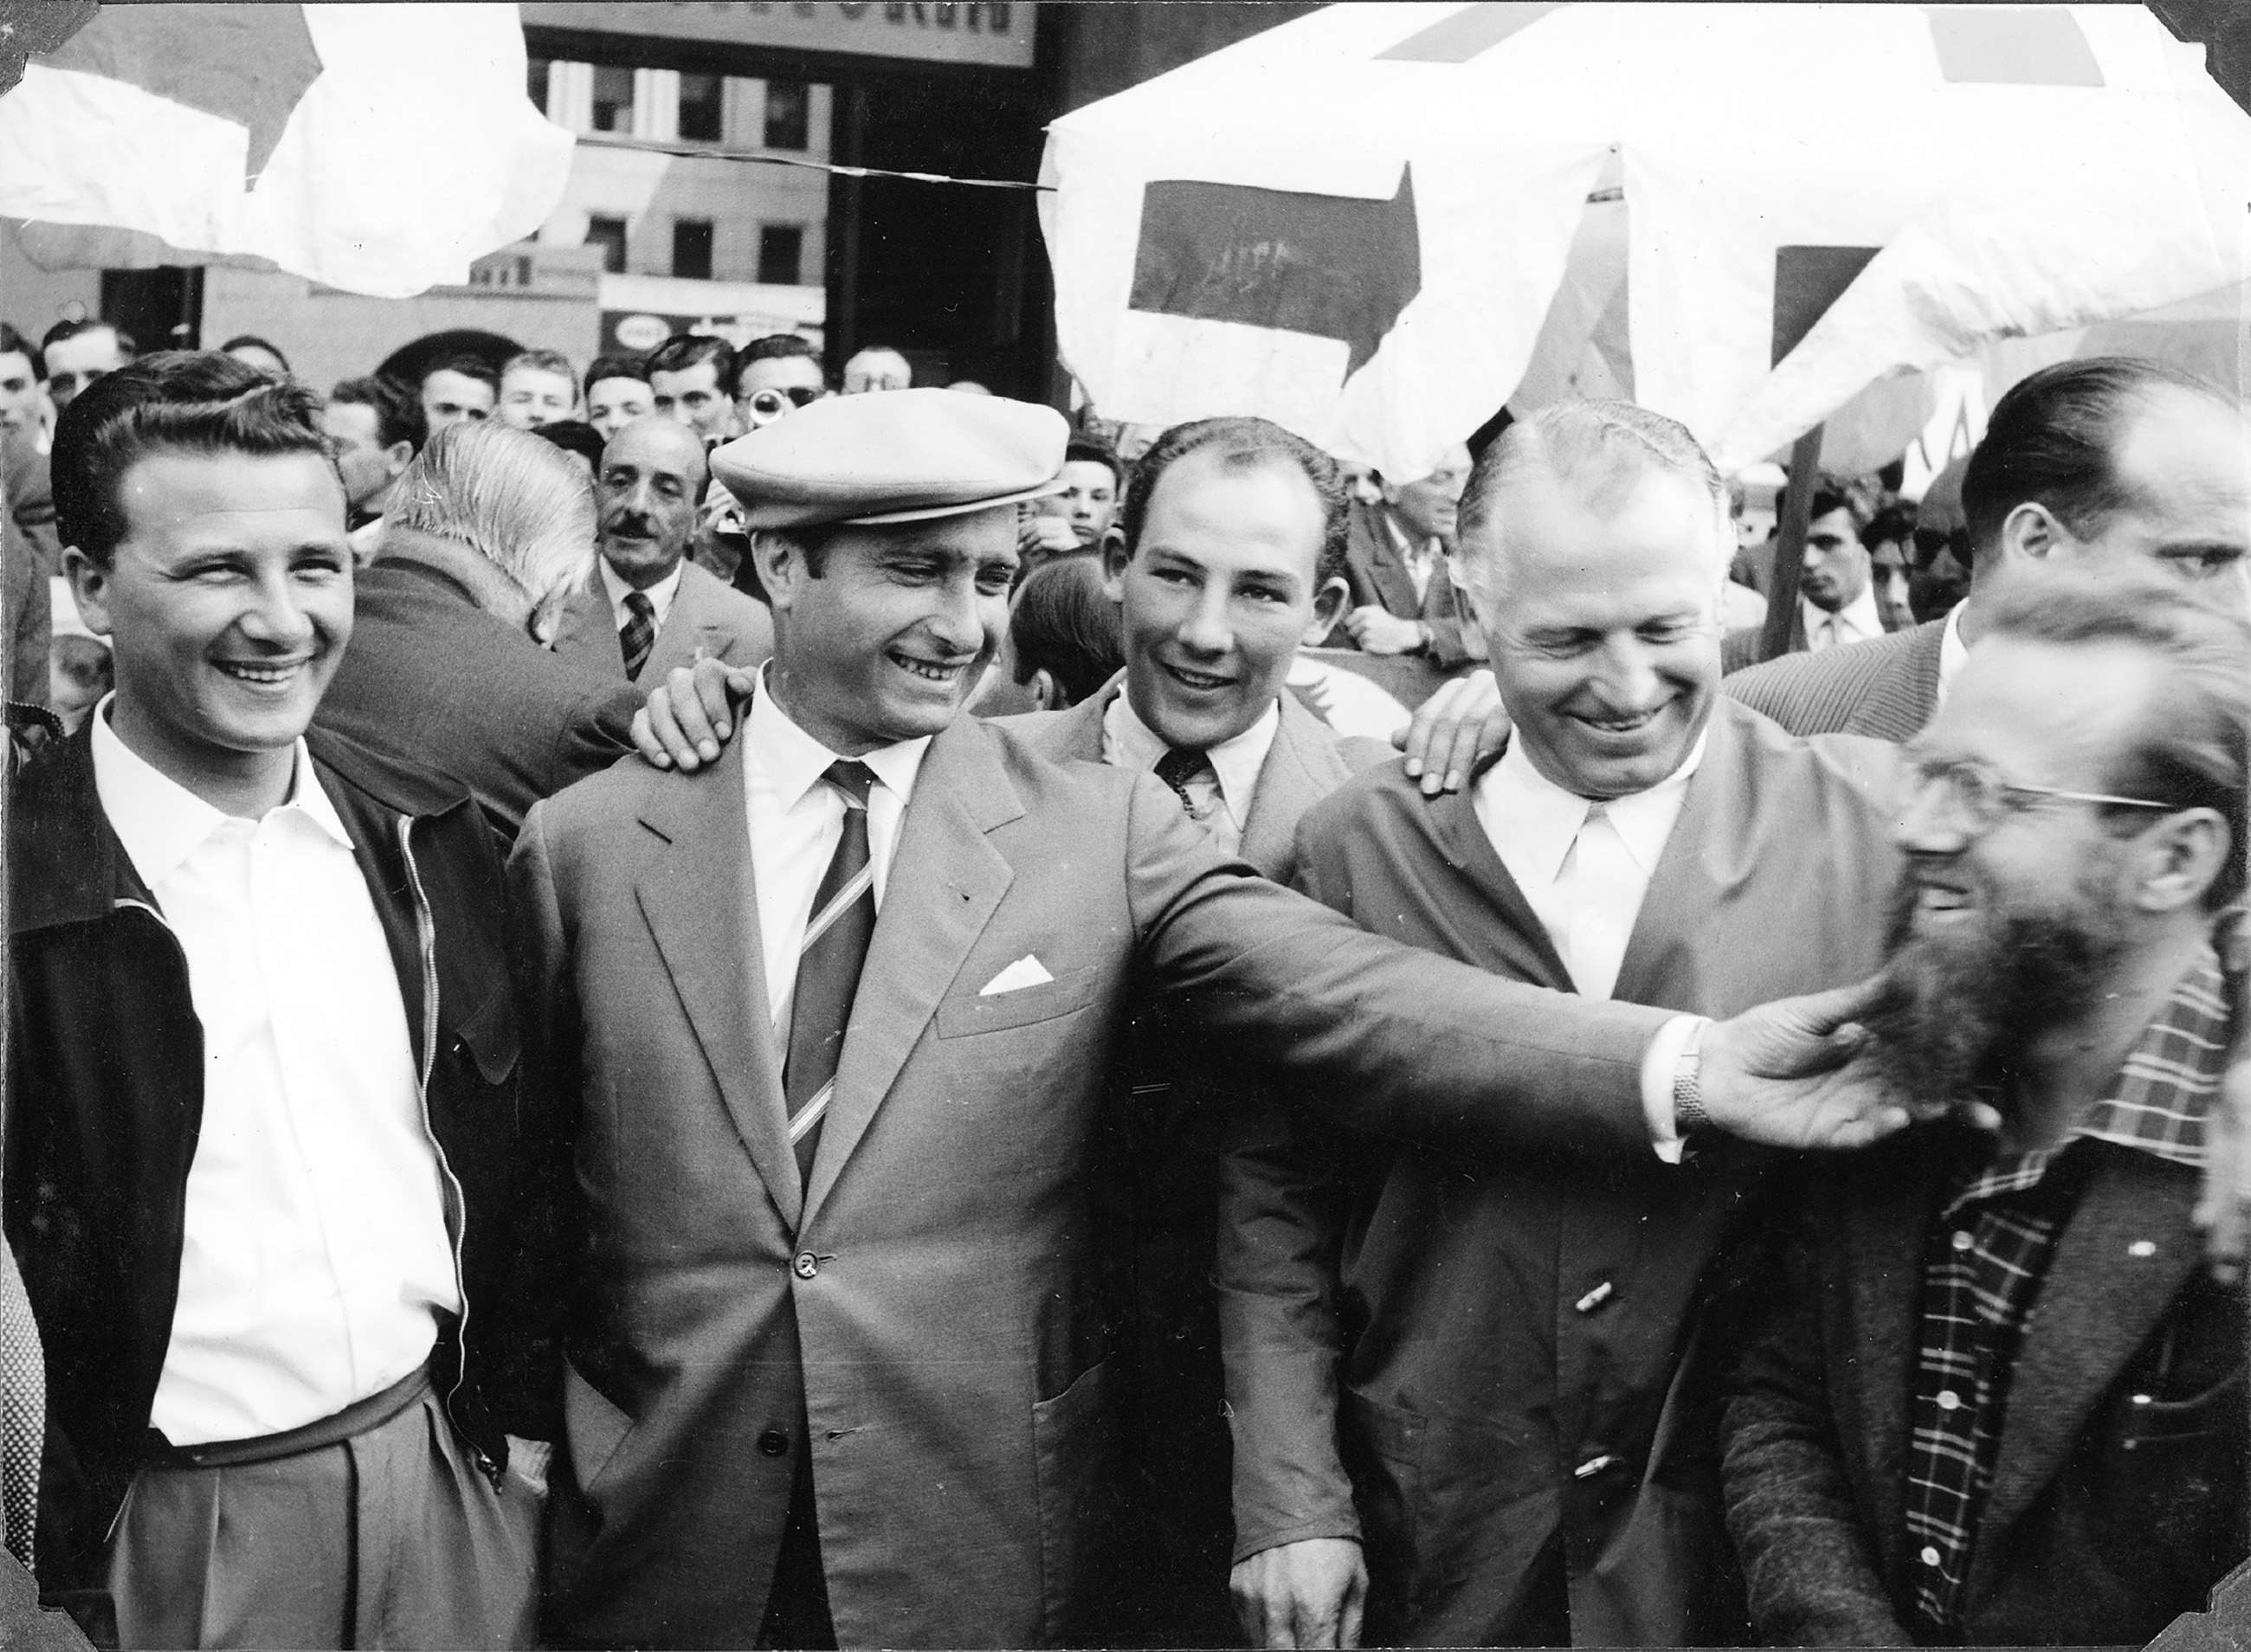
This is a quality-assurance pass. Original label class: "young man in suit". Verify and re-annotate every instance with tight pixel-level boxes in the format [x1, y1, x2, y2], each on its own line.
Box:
[1334, 442, 1483, 671]
[1719, 477, 1887, 672]
[509, 389, 1911, 1649]
[549, 416, 772, 684]
[1723, 570, 2248, 1645]
[1220, 401, 1905, 1649]
[10, 352, 551, 1647]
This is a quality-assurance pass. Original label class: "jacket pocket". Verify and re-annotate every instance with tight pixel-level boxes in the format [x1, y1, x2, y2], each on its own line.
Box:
[564, 1362, 636, 1496]
[1033, 1356, 1119, 1644]
[937, 966, 1100, 1039]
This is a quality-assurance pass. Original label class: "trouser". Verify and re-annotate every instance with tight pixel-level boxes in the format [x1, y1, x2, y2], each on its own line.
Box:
[106, 1368, 540, 1650]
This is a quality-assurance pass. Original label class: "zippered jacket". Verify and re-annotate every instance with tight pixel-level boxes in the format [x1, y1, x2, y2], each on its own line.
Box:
[5, 719, 557, 1591]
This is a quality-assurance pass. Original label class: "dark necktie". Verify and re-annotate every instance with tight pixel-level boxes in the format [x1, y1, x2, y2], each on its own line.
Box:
[619, 590, 657, 681]
[1153, 745, 1209, 816]
[784, 761, 879, 1183]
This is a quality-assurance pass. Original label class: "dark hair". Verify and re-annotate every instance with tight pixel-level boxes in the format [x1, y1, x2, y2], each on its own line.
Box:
[731, 332, 825, 397]
[1062, 436, 1123, 493]
[1962, 357, 2226, 565]
[584, 353, 649, 392]
[1861, 501, 1916, 552]
[1807, 474, 1868, 531]
[219, 334, 291, 371]
[646, 332, 735, 382]
[0, 323, 37, 375]
[534, 418, 606, 474]
[42, 317, 136, 359]
[328, 374, 424, 454]
[422, 354, 500, 395]
[1009, 552, 1124, 706]
[53, 351, 338, 568]
[1979, 565, 2249, 908]
[1120, 416, 1347, 588]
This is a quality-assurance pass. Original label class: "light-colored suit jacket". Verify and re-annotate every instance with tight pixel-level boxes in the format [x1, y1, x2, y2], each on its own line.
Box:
[511, 707, 1675, 1649]
[551, 558, 774, 683]
[1723, 616, 1945, 743]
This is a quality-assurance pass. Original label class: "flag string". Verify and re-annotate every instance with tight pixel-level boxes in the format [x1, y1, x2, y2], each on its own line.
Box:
[574, 132, 1053, 190]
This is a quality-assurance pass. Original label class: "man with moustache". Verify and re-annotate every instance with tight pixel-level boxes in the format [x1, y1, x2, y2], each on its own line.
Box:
[1220, 401, 1903, 1649]
[509, 388, 1910, 1649]
[549, 416, 771, 683]
[1722, 569, 2248, 1646]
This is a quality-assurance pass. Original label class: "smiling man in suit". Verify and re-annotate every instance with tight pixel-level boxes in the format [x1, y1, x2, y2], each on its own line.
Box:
[551, 416, 772, 684]
[511, 389, 1912, 1650]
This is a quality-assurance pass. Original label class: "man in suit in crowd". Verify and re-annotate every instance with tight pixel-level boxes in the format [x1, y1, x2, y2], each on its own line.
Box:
[417, 355, 498, 436]
[1723, 569, 2248, 1645]
[1335, 443, 1484, 671]
[1720, 476, 1893, 672]
[39, 319, 132, 415]
[551, 416, 772, 684]
[1725, 358, 2249, 742]
[510, 388, 1908, 1649]
[1221, 402, 1903, 1649]
[648, 332, 740, 446]
[320, 375, 422, 561]
[316, 419, 639, 846]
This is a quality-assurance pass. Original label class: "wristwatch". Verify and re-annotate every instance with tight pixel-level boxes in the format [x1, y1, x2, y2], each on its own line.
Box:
[1672, 1022, 1710, 1138]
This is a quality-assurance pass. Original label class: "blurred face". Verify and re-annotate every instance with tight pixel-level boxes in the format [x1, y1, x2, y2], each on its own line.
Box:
[597, 418, 706, 587]
[2041, 388, 2251, 610]
[585, 375, 654, 439]
[1476, 465, 1725, 800]
[843, 349, 911, 395]
[651, 358, 734, 440]
[1048, 459, 1118, 547]
[43, 326, 126, 410]
[1108, 451, 1331, 752]
[499, 365, 576, 430]
[1869, 536, 1914, 631]
[1383, 443, 1471, 544]
[68, 449, 352, 799]
[761, 507, 1016, 754]
[736, 352, 826, 410]
[421, 368, 493, 433]
[0, 349, 40, 439]
[318, 399, 405, 513]
[1798, 507, 1870, 613]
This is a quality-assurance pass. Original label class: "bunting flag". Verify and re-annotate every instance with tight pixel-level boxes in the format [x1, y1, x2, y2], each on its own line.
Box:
[0, 3, 572, 299]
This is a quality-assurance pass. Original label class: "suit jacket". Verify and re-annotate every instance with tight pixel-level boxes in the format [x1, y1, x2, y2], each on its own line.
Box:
[1218, 700, 1902, 1646]
[1719, 605, 1809, 674]
[1723, 616, 1945, 743]
[316, 558, 642, 846]
[551, 558, 774, 683]
[1336, 499, 1481, 672]
[1723, 1127, 2248, 1646]
[511, 707, 1679, 1649]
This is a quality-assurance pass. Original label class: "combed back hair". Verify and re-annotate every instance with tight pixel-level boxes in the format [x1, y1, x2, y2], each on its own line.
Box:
[1120, 416, 1349, 588]
[42, 317, 135, 359]
[52, 351, 338, 568]
[0, 323, 32, 373]
[219, 333, 291, 371]
[584, 353, 649, 392]
[732, 332, 826, 397]
[1063, 436, 1124, 492]
[1807, 474, 1867, 530]
[502, 348, 577, 384]
[1962, 357, 2229, 565]
[1009, 552, 1125, 706]
[423, 354, 499, 395]
[329, 374, 424, 454]
[1980, 565, 2250, 909]
[646, 332, 734, 380]
[1457, 399, 1729, 609]
[384, 420, 595, 606]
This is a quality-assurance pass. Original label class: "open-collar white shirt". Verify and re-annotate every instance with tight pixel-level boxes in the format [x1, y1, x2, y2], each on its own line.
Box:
[1801, 584, 1885, 653]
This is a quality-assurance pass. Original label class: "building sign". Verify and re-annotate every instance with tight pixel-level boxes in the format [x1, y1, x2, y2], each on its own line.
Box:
[519, 3, 1036, 71]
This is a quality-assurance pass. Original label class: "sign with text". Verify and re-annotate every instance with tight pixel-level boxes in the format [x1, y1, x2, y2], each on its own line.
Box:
[519, 2, 1035, 71]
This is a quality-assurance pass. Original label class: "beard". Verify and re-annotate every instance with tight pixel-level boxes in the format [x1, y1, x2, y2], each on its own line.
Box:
[1865, 867, 2127, 1120]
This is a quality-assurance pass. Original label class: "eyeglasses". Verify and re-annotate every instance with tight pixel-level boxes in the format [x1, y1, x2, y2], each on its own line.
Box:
[741, 385, 821, 410]
[1902, 753, 2176, 836]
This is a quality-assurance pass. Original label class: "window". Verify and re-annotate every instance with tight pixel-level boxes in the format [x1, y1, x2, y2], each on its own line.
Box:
[679, 72, 724, 143]
[758, 225, 805, 287]
[526, 58, 551, 115]
[586, 216, 628, 274]
[591, 64, 635, 133]
[764, 79, 809, 150]
[673, 219, 714, 281]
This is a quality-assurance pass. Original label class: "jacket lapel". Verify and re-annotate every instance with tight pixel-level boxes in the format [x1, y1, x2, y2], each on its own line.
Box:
[1237, 694, 1351, 880]
[1354, 506, 1421, 616]
[1427, 765, 1574, 991]
[1610, 709, 1747, 1008]
[553, 579, 625, 675]
[1844, 619, 1945, 744]
[632, 738, 801, 1230]
[801, 718, 1023, 1225]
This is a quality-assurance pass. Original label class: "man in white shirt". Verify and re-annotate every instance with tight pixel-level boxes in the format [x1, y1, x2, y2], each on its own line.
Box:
[1721, 478, 1892, 670]
[1219, 400, 1906, 1649]
[10, 352, 551, 1648]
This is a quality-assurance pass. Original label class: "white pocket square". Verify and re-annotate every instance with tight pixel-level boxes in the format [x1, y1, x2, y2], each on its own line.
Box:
[979, 954, 1055, 996]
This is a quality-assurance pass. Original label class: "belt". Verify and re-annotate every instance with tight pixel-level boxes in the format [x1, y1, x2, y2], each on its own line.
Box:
[145, 1365, 433, 1471]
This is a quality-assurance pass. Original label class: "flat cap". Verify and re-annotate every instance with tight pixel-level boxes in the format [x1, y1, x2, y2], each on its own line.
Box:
[713, 387, 1069, 529]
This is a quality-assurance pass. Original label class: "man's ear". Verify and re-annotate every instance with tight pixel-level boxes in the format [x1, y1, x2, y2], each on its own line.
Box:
[1996, 500, 2064, 567]
[384, 440, 415, 479]
[747, 529, 803, 613]
[1303, 575, 1351, 646]
[2134, 807, 2232, 915]
[1029, 668, 1063, 711]
[61, 547, 115, 638]
[1101, 535, 1132, 602]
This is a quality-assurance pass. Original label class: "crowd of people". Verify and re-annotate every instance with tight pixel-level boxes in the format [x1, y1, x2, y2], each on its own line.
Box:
[0, 308, 2245, 1652]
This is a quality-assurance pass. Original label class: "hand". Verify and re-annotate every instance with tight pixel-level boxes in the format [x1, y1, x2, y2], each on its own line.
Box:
[1699, 974, 1921, 1151]
[1231, 1538, 1366, 1649]
[1344, 606, 1426, 655]
[630, 656, 757, 771]
[1396, 669, 1506, 796]
[2194, 944, 2251, 1284]
[1024, 513, 1083, 557]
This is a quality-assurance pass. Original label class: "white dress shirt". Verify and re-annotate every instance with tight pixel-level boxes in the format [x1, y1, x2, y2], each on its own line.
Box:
[600, 555, 685, 632]
[1936, 602, 1970, 708]
[91, 704, 459, 1443]
[1383, 511, 1442, 603]
[1100, 688, 1277, 858]
[1800, 584, 1885, 653]
[743, 668, 930, 1028]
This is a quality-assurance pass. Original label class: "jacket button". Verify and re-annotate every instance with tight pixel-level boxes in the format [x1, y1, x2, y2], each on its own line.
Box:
[758, 1428, 790, 1456]
[793, 1252, 819, 1280]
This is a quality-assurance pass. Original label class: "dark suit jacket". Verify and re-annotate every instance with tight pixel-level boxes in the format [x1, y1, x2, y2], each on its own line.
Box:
[511, 707, 1679, 1649]
[1719, 604, 1810, 674]
[550, 558, 773, 683]
[316, 558, 642, 846]
[1335, 499, 1481, 672]
[1723, 1126, 2248, 1646]
[1219, 700, 1901, 1646]
[1724, 617, 1945, 742]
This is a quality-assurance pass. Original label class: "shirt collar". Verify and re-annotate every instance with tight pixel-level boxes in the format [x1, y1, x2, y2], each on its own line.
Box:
[1480, 726, 1708, 892]
[745, 664, 931, 810]
[1381, 507, 1440, 560]
[599, 555, 685, 627]
[90, 695, 351, 888]
[1936, 603, 1970, 707]
[1103, 683, 1280, 824]
[1803, 583, 1885, 645]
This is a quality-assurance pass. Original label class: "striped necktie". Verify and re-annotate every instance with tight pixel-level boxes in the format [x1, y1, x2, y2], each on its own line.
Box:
[784, 760, 878, 1182]
[619, 590, 657, 681]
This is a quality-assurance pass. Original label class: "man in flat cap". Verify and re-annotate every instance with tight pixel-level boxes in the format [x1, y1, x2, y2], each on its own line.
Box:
[510, 388, 1906, 1649]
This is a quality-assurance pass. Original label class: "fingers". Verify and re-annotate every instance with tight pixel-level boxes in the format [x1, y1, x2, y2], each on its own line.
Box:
[629, 708, 673, 770]
[1340, 1563, 1368, 1649]
[644, 669, 713, 772]
[1784, 969, 1898, 1037]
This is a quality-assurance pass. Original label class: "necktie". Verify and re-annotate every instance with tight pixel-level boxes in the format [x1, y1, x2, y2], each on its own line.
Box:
[1153, 746, 1209, 816]
[784, 761, 878, 1183]
[1557, 803, 1638, 1001]
[619, 590, 657, 681]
